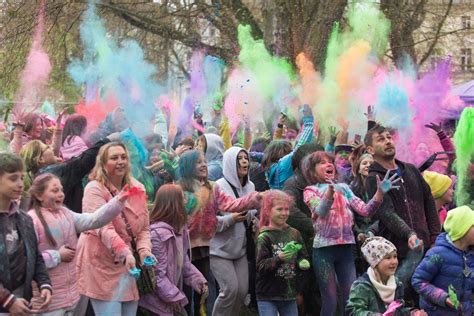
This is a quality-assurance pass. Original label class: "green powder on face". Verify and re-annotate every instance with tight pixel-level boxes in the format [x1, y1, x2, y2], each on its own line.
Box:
[453, 108, 474, 206]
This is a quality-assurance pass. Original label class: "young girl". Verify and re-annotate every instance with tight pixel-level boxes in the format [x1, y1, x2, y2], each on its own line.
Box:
[60, 114, 88, 161]
[412, 205, 474, 315]
[256, 190, 309, 316]
[27, 173, 131, 316]
[349, 145, 379, 275]
[346, 237, 426, 315]
[178, 150, 261, 315]
[139, 184, 207, 316]
[302, 151, 399, 315]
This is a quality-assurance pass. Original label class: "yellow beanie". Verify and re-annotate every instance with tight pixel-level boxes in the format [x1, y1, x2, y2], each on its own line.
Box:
[423, 171, 452, 199]
[444, 206, 474, 241]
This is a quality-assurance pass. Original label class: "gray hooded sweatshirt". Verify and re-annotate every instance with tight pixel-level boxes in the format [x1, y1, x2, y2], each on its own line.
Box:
[204, 133, 224, 181]
[210, 146, 257, 259]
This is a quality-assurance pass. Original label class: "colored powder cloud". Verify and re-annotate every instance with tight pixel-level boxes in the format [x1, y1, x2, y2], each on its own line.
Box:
[68, 2, 163, 137]
[14, 0, 51, 114]
[453, 107, 474, 206]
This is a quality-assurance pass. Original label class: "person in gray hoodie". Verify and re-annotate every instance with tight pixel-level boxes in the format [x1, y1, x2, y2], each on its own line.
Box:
[195, 133, 225, 181]
[210, 146, 258, 316]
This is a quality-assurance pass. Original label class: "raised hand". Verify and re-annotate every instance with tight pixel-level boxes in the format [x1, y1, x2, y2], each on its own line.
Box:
[55, 107, 68, 128]
[376, 170, 401, 194]
[328, 126, 340, 144]
[365, 105, 375, 121]
[424, 122, 442, 133]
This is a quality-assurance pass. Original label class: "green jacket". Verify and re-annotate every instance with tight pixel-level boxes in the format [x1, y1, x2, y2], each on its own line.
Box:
[346, 273, 412, 316]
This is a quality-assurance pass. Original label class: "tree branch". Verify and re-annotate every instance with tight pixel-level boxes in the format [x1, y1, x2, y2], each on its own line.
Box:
[418, 0, 453, 67]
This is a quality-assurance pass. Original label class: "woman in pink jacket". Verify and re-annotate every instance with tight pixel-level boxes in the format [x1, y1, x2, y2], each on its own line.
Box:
[76, 142, 153, 316]
[27, 173, 131, 316]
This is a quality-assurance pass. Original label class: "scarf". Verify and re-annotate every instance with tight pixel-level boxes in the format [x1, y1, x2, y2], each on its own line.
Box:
[367, 267, 396, 304]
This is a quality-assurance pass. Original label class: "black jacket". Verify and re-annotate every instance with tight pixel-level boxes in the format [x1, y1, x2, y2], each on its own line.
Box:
[256, 226, 308, 300]
[0, 207, 51, 312]
[283, 172, 314, 248]
[40, 138, 110, 213]
[365, 160, 440, 258]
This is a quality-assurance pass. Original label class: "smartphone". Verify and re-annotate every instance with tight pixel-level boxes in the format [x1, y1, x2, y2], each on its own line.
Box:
[354, 134, 361, 143]
[280, 111, 287, 117]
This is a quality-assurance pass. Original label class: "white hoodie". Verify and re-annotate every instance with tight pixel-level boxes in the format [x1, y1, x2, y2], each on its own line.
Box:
[210, 146, 257, 259]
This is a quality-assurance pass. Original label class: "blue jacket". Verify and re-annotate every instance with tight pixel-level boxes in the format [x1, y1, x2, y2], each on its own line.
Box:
[412, 233, 474, 315]
[266, 116, 314, 190]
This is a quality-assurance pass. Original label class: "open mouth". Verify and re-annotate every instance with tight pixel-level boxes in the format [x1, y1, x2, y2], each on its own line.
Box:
[325, 168, 334, 176]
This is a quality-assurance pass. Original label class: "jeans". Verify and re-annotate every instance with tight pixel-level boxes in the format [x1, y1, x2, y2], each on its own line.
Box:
[312, 245, 356, 316]
[257, 300, 298, 316]
[90, 298, 138, 316]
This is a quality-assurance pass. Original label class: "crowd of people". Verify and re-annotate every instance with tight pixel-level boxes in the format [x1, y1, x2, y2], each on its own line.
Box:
[0, 102, 473, 316]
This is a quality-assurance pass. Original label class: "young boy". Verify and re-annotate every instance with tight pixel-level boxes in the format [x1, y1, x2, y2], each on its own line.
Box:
[0, 152, 52, 315]
[412, 205, 474, 315]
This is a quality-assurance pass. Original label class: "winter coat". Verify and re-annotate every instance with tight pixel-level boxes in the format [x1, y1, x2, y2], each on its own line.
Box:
[76, 178, 151, 302]
[0, 203, 52, 313]
[283, 172, 315, 250]
[350, 178, 379, 238]
[27, 199, 124, 312]
[60, 135, 88, 161]
[204, 133, 224, 181]
[303, 183, 381, 248]
[412, 233, 474, 315]
[183, 181, 261, 249]
[365, 160, 440, 258]
[346, 272, 411, 316]
[139, 222, 206, 316]
[40, 138, 111, 213]
[266, 116, 314, 190]
[211, 147, 258, 260]
[256, 225, 308, 301]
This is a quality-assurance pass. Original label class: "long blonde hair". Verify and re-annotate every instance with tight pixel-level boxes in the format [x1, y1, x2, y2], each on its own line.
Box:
[20, 140, 45, 191]
[89, 142, 132, 187]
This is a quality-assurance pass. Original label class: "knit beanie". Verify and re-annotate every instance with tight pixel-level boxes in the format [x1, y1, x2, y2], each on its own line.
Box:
[444, 205, 474, 241]
[361, 237, 397, 268]
[423, 171, 452, 199]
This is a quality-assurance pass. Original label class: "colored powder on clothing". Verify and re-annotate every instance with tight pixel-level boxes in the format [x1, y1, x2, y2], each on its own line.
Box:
[453, 108, 474, 206]
[14, 0, 51, 114]
[68, 2, 163, 137]
[111, 274, 134, 302]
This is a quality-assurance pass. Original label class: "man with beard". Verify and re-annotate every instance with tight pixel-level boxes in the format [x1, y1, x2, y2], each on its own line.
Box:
[364, 124, 440, 260]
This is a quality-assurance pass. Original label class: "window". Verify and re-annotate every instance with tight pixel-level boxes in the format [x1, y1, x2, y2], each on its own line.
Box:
[462, 16, 471, 29]
[461, 48, 472, 71]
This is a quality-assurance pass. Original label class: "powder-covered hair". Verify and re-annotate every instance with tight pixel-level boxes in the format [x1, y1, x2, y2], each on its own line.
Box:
[19, 140, 45, 191]
[178, 150, 211, 192]
[29, 173, 60, 247]
[301, 151, 336, 185]
[23, 113, 43, 137]
[259, 190, 293, 230]
[150, 184, 186, 232]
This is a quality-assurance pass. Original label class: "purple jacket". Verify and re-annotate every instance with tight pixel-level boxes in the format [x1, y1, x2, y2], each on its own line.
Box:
[139, 222, 206, 316]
